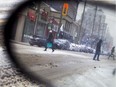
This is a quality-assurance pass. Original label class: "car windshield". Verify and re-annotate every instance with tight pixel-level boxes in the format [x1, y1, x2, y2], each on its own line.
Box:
[33, 35, 44, 38]
[54, 39, 62, 43]
[58, 39, 68, 43]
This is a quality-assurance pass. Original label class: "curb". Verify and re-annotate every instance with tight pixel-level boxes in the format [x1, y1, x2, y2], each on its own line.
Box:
[11, 40, 30, 46]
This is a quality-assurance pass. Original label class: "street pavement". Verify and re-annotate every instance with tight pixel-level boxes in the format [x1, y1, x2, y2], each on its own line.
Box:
[12, 43, 116, 87]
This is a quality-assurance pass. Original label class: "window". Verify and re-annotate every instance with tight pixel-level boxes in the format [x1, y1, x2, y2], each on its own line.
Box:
[35, 22, 46, 37]
[23, 17, 35, 42]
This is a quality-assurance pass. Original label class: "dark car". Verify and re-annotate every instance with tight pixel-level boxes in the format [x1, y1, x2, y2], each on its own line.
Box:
[29, 36, 70, 50]
[54, 39, 64, 49]
[54, 39, 70, 50]
[29, 35, 46, 47]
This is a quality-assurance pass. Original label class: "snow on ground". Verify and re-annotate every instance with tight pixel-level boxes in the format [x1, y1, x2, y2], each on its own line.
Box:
[13, 44, 92, 59]
[0, 47, 12, 67]
[0, 47, 46, 87]
[2, 44, 116, 87]
[53, 67, 116, 87]
[0, 47, 3, 51]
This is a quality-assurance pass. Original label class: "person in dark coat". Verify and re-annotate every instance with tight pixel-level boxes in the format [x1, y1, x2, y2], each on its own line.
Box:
[108, 46, 115, 60]
[44, 30, 54, 52]
[93, 39, 102, 61]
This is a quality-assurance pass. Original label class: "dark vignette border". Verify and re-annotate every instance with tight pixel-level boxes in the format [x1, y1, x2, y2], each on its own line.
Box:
[4, 0, 115, 87]
[3, 0, 55, 87]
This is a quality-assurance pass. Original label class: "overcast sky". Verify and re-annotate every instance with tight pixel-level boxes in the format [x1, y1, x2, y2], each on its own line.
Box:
[76, 2, 116, 46]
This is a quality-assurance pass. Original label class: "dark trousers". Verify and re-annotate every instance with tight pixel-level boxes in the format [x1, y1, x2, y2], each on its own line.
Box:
[93, 51, 100, 60]
[108, 53, 115, 60]
[45, 40, 54, 51]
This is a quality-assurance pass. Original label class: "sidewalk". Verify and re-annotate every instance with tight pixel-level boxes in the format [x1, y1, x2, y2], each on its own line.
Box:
[0, 46, 3, 51]
[11, 40, 30, 46]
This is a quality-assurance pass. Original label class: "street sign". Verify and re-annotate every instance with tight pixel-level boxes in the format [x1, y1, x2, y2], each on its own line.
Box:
[62, 3, 69, 16]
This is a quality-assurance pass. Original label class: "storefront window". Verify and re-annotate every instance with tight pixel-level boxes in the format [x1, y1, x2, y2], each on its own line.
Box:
[35, 22, 46, 37]
[52, 25, 58, 32]
[40, 8, 48, 21]
[48, 23, 52, 30]
[23, 17, 35, 42]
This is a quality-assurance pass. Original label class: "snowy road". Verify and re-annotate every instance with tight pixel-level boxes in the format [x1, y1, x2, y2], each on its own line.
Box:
[12, 43, 116, 87]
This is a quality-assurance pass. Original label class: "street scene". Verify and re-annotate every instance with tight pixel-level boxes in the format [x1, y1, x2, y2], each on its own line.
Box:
[0, 0, 116, 87]
[12, 43, 116, 87]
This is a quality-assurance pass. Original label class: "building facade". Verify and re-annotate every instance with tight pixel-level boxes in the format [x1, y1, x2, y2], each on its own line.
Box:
[45, 0, 79, 21]
[81, 8, 107, 47]
[13, 2, 53, 42]
[46, 0, 79, 42]
[13, 1, 79, 43]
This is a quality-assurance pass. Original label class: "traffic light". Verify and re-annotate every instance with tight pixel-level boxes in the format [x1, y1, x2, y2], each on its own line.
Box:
[62, 3, 69, 16]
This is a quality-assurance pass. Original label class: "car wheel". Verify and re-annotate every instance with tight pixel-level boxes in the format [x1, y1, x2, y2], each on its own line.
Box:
[62, 46, 65, 50]
[37, 44, 41, 47]
[30, 43, 33, 46]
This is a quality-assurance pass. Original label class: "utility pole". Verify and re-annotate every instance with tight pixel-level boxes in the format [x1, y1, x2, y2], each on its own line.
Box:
[33, 3, 41, 35]
[104, 25, 107, 39]
[57, 3, 69, 38]
[57, 5, 63, 38]
[90, 4, 97, 48]
[91, 4, 97, 36]
[78, 0, 87, 44]
[98, 15, 102, 38]
[102, 23, 105, 39]
[102, 23, 107, 40]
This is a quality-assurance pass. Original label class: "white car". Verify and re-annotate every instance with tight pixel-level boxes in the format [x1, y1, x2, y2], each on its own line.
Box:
[69, 43, 77, 51]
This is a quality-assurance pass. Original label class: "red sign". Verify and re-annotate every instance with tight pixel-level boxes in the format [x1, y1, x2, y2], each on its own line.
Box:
[28, 9, 36, 22]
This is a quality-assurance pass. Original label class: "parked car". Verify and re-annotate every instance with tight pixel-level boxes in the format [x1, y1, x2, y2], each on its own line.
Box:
[73, 44, 95, 53]
[101, 51, 109, 56]
[29, 35, 46, 47]
[54, 39, 71, 50]
[85, 47, 93, 53]
[79, 45, 85, 52]
[75, 44, 81, 52]
[69, 43, 77, 51]
[59, 39, 71, 50]
[29, 36, 70, 50]
[54, 39, 63, 49]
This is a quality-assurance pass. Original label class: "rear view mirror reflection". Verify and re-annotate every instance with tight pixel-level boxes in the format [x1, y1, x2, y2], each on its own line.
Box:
[4, 0, 116, 87]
